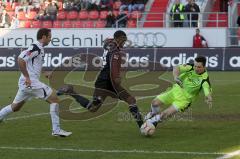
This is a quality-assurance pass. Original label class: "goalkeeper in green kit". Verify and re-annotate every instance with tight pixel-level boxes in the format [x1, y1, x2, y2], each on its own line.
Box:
[145, 56, 213, 126]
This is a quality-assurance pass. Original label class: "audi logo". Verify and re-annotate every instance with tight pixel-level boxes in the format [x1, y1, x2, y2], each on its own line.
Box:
[125, 32, 167, 48]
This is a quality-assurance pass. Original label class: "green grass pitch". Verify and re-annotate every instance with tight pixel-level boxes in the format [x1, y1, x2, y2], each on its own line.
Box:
[0, 71, 239, 159]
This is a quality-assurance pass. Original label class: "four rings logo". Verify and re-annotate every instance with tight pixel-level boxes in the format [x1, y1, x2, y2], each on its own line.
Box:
[126, 32, 167, 48]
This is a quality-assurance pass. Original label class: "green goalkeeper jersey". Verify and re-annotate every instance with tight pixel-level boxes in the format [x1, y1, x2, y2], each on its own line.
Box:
[177, 64, 212, 101]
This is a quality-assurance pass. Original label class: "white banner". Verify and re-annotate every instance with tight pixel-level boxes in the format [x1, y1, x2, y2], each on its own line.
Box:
[0, 28, 227, 48]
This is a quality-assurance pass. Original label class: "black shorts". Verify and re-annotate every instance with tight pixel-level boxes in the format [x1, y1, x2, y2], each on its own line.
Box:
[94, 78, 131, 101]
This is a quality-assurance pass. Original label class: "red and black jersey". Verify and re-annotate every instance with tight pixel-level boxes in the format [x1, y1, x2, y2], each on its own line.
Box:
[97, 39, 123, 82]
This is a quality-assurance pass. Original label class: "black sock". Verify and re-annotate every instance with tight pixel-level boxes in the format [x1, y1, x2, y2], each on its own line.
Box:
[71, 94, 90, 108]
[153, 122, 158, 127]
[129, 104, 144, 128]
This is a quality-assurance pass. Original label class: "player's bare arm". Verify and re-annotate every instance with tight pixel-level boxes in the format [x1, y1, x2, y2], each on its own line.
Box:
[18, 57, 31, 87]
[173, 66, 182, 87]
[205, 94, 213, 109]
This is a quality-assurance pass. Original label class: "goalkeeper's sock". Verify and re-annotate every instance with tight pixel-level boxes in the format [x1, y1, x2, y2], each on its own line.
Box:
[129, 104, 144, 128]
[71, 94, 90, 109]
[0, 105, 13, 121]
[151, 104, 160, 114]
[148, 114, 161, 127]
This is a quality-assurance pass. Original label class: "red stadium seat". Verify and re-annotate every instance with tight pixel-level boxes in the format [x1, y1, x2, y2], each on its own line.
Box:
[127, 20, 137, 28]
[100, 11, 108, 19]
[95, 20, 106, 28]
[31, 21, 41, 28]
[24, 21, 31, 28]
[53, 21, 62, 28]
[27, 11, 37, 20]
[89, 11, 99, 20]
[17, 11, 26, 20]
[42, 21, 53, 28]
[73, 21, 84, 28]
[79, 11, 88, 20]
[113, 1, 121, 10]
[131, 11, 142, 20]
[62, 20, 72, 28]
[67, 11, 78, 20]
[84, 21, 94, 28]
[57, 11, 67, 20]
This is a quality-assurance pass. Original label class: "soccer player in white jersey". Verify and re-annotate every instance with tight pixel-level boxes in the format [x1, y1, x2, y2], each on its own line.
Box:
[0, 28, 72, 137]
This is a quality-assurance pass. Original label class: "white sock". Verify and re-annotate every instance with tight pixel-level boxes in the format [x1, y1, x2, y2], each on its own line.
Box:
[0, 105, 13, 120]
[151, 104, 160, 114]
[50, 103, 60, 132]
[148, 114, 161, 123]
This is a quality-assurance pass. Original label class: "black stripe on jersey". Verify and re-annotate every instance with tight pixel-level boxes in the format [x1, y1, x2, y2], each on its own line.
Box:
[42, 88, 47, 98]
[186, 63, 194, 71]
[31, 44, 41, 65]
[199, 76, 211, 91]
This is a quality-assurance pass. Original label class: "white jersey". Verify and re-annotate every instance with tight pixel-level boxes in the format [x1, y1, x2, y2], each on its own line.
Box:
[18, 41, 45, 89]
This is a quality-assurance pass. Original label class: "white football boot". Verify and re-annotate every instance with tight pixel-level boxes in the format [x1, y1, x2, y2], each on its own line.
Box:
[52, 129, 72, 137]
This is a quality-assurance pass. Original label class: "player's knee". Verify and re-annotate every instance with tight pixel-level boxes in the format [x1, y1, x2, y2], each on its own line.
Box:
[47, 94, 60, 104]
[152, 99, 162, 107]
[11, 103, 23, 112]
[126, 96, 136, 105]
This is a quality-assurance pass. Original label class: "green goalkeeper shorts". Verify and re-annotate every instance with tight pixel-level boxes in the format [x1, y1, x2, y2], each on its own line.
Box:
[156, 84, 191, 112]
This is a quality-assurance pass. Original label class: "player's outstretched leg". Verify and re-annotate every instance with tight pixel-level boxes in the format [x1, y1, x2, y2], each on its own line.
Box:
[57, 85, 90, 109]
[47, 92, 72, 137]
[0, 101, 25, 122]
[147, 105, 178, 126]
[144, 98, 163, 127]
[125, 96, 144, 128]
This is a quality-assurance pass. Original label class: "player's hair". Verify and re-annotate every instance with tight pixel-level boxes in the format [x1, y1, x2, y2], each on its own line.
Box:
[114, 30, 127, 39]
[37, 28, 51, 40]
[195, 56, 206, 66]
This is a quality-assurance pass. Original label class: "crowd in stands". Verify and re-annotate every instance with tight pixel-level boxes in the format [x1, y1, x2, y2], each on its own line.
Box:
[171, 0, 200, 27]
[0, 0, 148, 28]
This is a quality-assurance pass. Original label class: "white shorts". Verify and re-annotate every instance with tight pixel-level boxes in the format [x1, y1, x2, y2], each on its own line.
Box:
[13, 83, 53, 104]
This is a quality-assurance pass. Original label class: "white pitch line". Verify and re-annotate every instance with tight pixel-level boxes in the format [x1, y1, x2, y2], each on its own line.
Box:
[5, 96, 155, 121]
[0, 146, 226, 156]
[216, 150, 240, 159]
[4, 94, 240, 122]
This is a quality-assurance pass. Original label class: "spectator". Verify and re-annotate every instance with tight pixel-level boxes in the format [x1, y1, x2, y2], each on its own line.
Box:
[10, 14, 20, 29]
[88, 0, 100, 11]
[193, 28, 208, 48]
[132, 0, 145, 12]
[170, 0, 185, 27]
[99, 0, 113, 11]
[237, 15, 240, 27]
[15, 1, 34, 14]
[36, 8, 47, 20]
[29, 0, 41, 11]
[81, 0, 92, 10]
[63, 0, 75, 11]
[219, 0, 228, 12]
[45, 0, 58, 21]
[105, 10, 115, 27]
[120, 0, 133, 12]
[185, 0, 200, 27]
[0, 9, 11, 28]
[73, 0, 81, 11]
[115, 10, 128, 27]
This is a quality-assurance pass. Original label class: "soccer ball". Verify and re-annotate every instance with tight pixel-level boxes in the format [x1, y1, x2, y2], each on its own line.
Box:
[140, 121, 156, 136]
